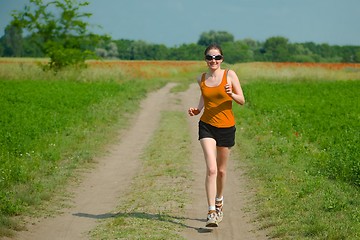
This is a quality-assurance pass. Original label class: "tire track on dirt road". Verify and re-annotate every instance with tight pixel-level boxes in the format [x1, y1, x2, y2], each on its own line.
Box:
[9, 82, 267, 240]
[11, 83, 177, 240]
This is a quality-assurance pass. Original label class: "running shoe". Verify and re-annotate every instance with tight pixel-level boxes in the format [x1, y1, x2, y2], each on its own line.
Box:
[206, 210, 219, 227]
[215, 198, 223, 223]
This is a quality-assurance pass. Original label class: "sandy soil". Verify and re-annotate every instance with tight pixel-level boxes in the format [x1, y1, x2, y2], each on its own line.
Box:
[8, 83, 268, 240]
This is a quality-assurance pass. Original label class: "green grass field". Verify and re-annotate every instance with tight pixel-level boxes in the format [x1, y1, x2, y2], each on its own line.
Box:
[0, 60, 359, 239]
[237, 80, 360, 239]
[0, 75, 167, 236]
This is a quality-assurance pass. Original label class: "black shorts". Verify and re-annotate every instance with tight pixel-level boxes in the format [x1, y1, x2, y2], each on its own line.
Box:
[198, 121, 236, 147]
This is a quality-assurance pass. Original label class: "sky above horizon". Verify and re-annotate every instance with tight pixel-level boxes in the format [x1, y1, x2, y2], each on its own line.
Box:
[1, 0, 359, 46]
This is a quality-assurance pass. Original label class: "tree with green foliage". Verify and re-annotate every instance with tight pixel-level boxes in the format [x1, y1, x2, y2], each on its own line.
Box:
[197, 30, 234, 46]
[113, 39, 134, 59]
[127, 40, 148, 60]
[22, 35, 45, 57]
[11, 0, 106, 71]
[222, 40, 254, 63]
[2, 24, 23, 57]
[262, 36, 290, 62]
[355, 51, 360, 62]
[165, 43, 202, 60]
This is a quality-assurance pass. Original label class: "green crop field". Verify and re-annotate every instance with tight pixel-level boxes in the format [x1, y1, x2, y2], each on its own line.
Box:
[236, 80, 360, 239]
[0, 59, 359, 239]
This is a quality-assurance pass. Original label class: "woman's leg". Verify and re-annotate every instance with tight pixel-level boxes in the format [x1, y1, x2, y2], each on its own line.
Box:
[200, 138, 218, 208]
[216, 146, 231, 199]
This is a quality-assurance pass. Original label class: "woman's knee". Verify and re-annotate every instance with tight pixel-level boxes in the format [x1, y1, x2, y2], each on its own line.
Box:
[207, 167, 217, 177]
[217, 168, 226, 178]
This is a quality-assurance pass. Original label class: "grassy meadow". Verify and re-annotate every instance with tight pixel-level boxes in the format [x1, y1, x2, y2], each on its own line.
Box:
[0, 59, 202, 237]
[237, 80, 360, 239]
[0, 59, 359, 239]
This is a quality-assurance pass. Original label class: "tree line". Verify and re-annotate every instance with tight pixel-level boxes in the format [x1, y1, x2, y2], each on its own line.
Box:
[2, 27, 359, 64]
[1, 0, 359, 71]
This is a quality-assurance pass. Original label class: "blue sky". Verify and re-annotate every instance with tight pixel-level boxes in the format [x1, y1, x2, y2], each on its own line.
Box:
[1, 0, 359, 46]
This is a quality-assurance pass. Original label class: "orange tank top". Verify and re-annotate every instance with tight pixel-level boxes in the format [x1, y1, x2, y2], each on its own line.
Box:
[200, 70, 235, 128]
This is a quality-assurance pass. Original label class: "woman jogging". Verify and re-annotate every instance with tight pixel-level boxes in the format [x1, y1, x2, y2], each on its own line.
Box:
[188, 44, 245, 227]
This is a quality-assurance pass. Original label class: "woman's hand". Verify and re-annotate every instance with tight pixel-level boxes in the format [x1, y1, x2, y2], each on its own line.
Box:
[225, 71, 245, 105]
[225, 83, 233, 97]
[188, 108, 201, 116]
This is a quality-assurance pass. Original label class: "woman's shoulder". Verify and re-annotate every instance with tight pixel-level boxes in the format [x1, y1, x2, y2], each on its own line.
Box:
[226, 69, 236, 76]
[196, 72, 206, 83]
[226, 69, 239, 80]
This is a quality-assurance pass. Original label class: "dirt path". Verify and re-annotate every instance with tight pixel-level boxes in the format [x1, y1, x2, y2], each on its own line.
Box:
[10, 83, 268, 240]
[11, 83, 177, 240]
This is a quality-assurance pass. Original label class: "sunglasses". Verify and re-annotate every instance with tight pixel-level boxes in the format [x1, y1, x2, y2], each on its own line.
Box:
[205, 54, 223, 61]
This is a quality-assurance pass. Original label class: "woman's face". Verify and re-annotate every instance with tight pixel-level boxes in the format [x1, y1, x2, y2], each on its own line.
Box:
[205, 48, 223, 70]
